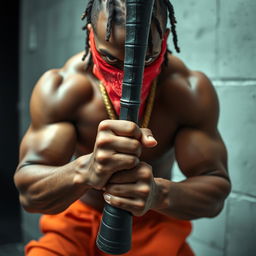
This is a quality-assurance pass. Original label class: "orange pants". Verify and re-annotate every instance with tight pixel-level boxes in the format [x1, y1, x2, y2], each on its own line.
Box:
[26, 200, 194, 256]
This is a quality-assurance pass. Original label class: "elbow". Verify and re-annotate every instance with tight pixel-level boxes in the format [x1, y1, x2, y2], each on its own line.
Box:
[14, 172, 42, 213]
[20, 196, 41, 214]
[14, 169, 50, 214]
[199, 185, 231, 219]
[14, 171, 68, 215]
[15, 179, 52, 214]
[19, 193, 46, 214]
[205, 184, 231, 218]
[19, 188, 70, 215]
[14, 170, 25, 193]
[206, 201, 225, 218]
[207, 177, 232, 218]
[14, 167, 33, 196]
[19, 194, 65, 215]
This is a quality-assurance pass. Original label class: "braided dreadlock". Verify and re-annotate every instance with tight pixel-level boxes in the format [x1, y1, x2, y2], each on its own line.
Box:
[81, 0, 179, 65]
[81, 0, 93, 61]
[163, 0, 179, 52]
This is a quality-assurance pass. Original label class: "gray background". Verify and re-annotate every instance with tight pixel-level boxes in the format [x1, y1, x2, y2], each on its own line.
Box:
[16, 0, 256, 255]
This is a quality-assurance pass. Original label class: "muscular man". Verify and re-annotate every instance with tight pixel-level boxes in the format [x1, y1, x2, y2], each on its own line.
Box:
[14, 0, 231, 255]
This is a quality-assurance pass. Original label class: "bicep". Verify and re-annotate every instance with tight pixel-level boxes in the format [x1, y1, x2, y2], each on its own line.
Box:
[174, 70, 229, 179]
[19, 122, 77, 168]
[174, 127, 228, 179]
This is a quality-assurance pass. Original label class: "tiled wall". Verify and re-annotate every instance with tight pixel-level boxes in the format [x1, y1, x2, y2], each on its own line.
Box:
[20, 0, 256, 255]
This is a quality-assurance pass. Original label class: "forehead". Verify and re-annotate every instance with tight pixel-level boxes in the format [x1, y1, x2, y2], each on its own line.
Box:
[95, 11, 126, 50]
[94, 10, 162, 59]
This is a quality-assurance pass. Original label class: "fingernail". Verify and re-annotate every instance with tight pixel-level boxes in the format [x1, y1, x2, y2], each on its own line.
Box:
[104, 193, 111, 203]
[147, 135, 156, 142]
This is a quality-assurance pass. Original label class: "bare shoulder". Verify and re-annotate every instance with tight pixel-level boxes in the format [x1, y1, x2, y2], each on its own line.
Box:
[31, 52, 93, 127]
[159, 54, 219, 130]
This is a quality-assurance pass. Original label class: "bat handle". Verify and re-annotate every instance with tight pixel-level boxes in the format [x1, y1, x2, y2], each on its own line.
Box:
[96, 204, 132, 255]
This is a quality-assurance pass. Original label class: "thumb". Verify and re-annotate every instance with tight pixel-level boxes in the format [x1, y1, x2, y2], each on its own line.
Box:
[140, 128, 158, 148]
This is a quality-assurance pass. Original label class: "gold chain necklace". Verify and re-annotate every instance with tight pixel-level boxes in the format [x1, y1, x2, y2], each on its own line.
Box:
[99, 80, 157, 128]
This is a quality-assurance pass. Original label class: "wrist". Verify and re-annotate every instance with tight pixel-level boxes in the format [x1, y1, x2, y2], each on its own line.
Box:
[73, 154, 92, 190]
[152, 178, 171, 211]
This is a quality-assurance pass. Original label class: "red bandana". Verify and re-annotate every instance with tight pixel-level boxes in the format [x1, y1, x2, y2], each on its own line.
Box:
[90, 31, 168, 119]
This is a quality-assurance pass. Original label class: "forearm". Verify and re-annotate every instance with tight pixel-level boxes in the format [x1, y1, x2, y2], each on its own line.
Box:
[153, 175, 231, 220]
[14, 155, 92, 214]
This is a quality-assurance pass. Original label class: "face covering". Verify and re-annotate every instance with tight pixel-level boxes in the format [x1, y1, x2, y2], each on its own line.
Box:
[89, 30, 168, 119]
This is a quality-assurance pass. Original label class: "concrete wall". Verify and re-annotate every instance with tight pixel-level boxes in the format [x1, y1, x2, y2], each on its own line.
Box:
[19, 0, 86, 243]
[20, 0, 256, 255]
[171, 0, 256, 255]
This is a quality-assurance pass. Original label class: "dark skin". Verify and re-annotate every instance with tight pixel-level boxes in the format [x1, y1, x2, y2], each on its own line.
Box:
[14, 7, 231, 220]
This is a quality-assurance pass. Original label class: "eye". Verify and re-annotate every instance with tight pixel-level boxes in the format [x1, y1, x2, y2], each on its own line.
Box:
[105, 55, 118, 64]
[145, 56, 154, 65]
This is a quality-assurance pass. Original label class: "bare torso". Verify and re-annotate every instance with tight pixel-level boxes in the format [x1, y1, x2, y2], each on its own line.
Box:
[15, 48, 229, 218]
[71, 52, 180, 211]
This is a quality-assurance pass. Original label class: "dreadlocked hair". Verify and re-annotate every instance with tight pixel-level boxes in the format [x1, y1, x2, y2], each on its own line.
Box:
[163, 0, 180, 53]
[81, 0, 93, 61]
[81, 0, 180, 66]
[105, 0, 115, 41]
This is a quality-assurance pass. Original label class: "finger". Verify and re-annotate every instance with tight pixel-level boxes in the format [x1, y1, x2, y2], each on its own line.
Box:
[104, 135, 142, 156]
[98, 120, 142, 139]
[111, 153, 140, 172]
[106, 183, 150, 199]
[109, 162, 152, 183]
[93, 153, 139, 177]
[140, 128, 158, 148]
[103, 193, 145, 216]
[109, 168, 139, 184]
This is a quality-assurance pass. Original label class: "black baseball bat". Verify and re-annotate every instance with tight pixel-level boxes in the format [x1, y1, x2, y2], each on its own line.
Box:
[96, 0, 155, 254]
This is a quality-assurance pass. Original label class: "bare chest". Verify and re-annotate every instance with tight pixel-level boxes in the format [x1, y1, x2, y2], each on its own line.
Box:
[74, 84, 178, 210]
[74, 89, 178, 166]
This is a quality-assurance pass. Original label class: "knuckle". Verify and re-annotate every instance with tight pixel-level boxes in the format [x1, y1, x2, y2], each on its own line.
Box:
[138, 185, 150, 197]
[95, 151, 109, 164]
[139, 168, 152, 180]
[127, 122, 138, 134]
[98, 120, 110, 131]
[135, 200, 145, 210]
[131, 140, 141, 153]
[76, 155, 87, 169]
[142, 128, 152, 137]
[95, 163, 108, 176]
[128, 156, 139, 168]
[96, 133, 111, 147]
[113, 198, 122, 208]
[141, 162, 151, 169]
